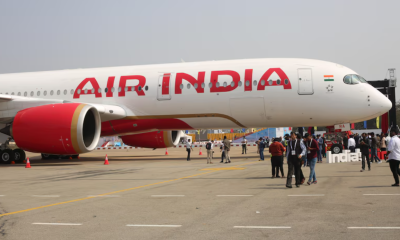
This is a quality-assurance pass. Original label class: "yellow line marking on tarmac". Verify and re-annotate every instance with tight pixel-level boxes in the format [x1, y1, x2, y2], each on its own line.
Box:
[200, 167, 245, 171]
[0, 160, 260, 218]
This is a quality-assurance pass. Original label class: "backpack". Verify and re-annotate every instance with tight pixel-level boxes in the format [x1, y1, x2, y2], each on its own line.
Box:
[206, 142, 212, 150]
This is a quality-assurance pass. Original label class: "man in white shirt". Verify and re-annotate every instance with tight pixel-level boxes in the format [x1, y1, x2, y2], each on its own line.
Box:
[186, 139, 194, 161]
[387, 128, 400, 186]
[241, 137, 248, 154]
[348, 135, 356, 153]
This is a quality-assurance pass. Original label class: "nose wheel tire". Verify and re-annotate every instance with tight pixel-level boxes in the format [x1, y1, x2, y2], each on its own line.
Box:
[331, 144, 343, 154]
[13, 149, 26, 163]
[0, 149, 15, 164]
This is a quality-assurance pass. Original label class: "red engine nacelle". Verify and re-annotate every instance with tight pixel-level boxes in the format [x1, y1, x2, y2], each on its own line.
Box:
[121, 130, 184, 148]
[11, 103, 101, 154]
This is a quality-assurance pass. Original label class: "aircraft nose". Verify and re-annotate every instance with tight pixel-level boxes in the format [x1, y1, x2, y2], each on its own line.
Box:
[379, 94, 392, 114]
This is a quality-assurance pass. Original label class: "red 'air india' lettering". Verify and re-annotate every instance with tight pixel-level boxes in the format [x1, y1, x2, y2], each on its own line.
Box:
[210, 70, 240, 93]
[106, 76, 115, 98]
[175, 72, 205, 94]
[244, 69, 253, 92]
[257, 68, 292, 90]
[161, 73, 171, 95]
[118, 75, 146, 97]
[73, 78, 102, 99]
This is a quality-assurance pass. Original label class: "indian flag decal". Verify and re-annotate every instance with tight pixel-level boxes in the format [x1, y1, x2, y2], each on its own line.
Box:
[324, 75, 334, 81]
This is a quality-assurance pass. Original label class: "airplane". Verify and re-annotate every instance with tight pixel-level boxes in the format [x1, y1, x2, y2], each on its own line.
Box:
[0, 58, 392, 163]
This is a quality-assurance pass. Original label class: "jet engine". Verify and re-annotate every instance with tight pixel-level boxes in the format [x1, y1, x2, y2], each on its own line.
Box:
[8, 103, 101, 154]
[120, 130, 184, 148]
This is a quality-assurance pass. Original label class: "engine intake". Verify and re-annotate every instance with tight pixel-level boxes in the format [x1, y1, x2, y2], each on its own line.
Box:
[11, 103, 101, 154]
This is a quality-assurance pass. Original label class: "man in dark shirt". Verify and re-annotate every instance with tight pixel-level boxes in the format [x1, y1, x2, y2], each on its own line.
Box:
[269, 138, 286, 178]
[343, 134, 349, 149]
[258, 138, 265, 161]
[305, 133, 319, 185]
[354, 133, 360, 149]
[360, 133, 371, 172]
[286, 132, 306, 188]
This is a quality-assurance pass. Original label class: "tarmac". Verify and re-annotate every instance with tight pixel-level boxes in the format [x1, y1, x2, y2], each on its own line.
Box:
[0, 147, 399, 240]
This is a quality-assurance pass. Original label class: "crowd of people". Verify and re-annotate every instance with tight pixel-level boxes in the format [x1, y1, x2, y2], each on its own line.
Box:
[185, 129, 400, 187]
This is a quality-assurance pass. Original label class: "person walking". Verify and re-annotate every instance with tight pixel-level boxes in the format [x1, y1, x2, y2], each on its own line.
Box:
[286, 132, 306, 188]
[348, 135, 356, 153]
[360, 133, 371, 172]
[206, 140, 214, 164]
[223, 136, 231, 163]
[305, 133, 319, 185]
[380, 132, 387, 152]
[387, 128, 400, 186]
[186, 139, 194, 161]
[258, 138, 265, 161]
[269, 138, 286, 178]
[241, 136, 247, 154]
[370, 132, 381, 163]
[220, 146, 226, 163]
[316, 135, 323, 163]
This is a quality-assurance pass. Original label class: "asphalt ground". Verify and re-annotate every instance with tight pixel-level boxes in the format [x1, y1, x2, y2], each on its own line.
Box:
[0, 147, 399, 240]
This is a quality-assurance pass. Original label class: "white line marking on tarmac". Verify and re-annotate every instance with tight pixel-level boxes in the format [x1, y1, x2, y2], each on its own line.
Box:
[32, 223, 82, 226]
[348, 227, 400, 229]
[87, 195, 121, 197]
[126, 225, 182, 227]
[217, 195, 253, 197]
[234, 226, 291, 229]
[363, 194, 400, 196]
[31, 195, 60, 197]
[151, 195, 185, 197]
[288, 194, 325, 197]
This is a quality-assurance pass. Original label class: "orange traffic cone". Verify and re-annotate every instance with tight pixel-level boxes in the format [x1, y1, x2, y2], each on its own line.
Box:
[165, 148, 169, 155]
[104, 155, 109, 165]
[11, 161, 15, 164]
[25, 158, 31, 168]
[199, 147, 203, 155]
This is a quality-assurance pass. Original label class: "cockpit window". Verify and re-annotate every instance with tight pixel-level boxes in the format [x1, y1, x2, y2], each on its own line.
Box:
[343, 74, 368, 85]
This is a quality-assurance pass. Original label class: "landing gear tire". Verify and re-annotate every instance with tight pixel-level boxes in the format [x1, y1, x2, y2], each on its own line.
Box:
[331, 144, 343, 154]
[13, 149, 26, 163]
[0, 149, 14, 164]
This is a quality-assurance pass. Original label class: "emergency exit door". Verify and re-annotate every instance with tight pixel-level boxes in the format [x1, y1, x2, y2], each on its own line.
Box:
[157, 74, 171, 100]
[297, 68, 313, 95]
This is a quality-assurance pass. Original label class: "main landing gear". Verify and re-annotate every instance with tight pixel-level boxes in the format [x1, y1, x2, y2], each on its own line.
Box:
[0, 138, 26, 164]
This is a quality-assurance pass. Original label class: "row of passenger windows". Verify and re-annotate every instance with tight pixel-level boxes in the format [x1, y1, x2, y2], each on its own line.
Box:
[1, 86, 149, 97]
[179, 79, 289, 89]
[343, 74, 368, 85]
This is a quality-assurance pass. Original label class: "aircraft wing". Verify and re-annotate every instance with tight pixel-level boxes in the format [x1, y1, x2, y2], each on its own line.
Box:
[0, 94, 126, 124]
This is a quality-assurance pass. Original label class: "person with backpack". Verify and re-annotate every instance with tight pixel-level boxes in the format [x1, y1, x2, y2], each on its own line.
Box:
[222, 136, 231, 163]
[206, 140, 214, 164]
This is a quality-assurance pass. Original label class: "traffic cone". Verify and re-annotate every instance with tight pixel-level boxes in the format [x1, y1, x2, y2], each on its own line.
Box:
[11, 161, 15, 164]
[199, 147, 203, 155]
[165, 148, 169, 155]
[25, 158, 31, 168]
[104, 155, 109, 165]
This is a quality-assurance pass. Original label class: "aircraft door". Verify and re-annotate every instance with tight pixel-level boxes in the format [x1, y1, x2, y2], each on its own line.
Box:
[157, 73, 171, 100]
[297, 68, 313, 95]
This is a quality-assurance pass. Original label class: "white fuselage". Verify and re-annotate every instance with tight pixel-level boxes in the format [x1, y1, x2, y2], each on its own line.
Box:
[0, 58, 391, 132]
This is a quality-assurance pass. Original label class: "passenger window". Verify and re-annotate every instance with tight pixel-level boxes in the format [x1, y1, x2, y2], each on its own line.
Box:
[187, 84, 191, 89]
[57, 90, 60, 95]
[208, 83, 212, 88]
[268, 79, 273, 85]
[24, 92, 27, 97]
[64, 90, 67, 95]
[223, 82, 227, 87]
[111, 87, 115, 93]
[253, 80, 257, 86]
[30, 91, 34, 96]
[11, 92, 14, 95]
[284, 79, 289, 85]
[245, 80, 250, 87]
[44, 91, 47, 96]
[37, 91, 40, 96]
[277, 79, 281, 85]
[70, 89, 74, 95]
[216, 82, 220, 88]
[261, 80, 265, 85]
[118, 87, 121, 93]
[180, 84, 184, 90]
[18, 92, 21, 96]
[50, 90, 54, 96]
[194, 83, 198, 89]
[231, 82, 235, 87]
[238, 81, 242, 87]
[201, 83, 205, 89]
[98, 88, 102, 93]
[105, 88, 108, 93]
